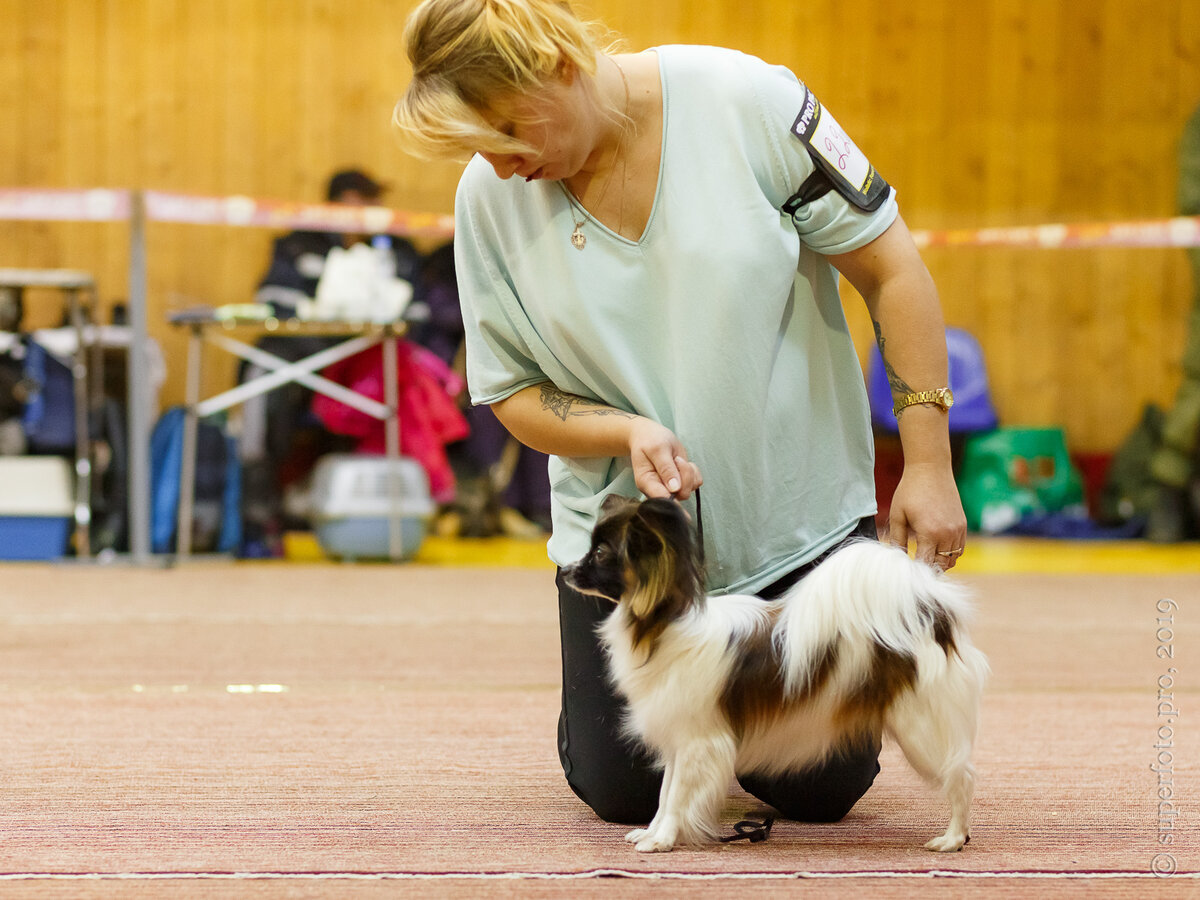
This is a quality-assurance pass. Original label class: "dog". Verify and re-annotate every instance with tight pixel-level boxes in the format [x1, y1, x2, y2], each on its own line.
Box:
[561, 495, 988, 853]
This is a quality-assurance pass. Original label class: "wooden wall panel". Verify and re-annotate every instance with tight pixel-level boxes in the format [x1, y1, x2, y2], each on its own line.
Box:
[1, 0, 1198, 451]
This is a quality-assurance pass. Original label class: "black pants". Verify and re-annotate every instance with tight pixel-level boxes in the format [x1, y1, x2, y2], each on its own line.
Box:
[555, 517, 880, 825]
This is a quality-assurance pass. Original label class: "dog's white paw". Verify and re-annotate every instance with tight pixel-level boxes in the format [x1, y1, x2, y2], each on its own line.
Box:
[634, 831, 678, 853]
[624, 828, 648, 844]
[924, 831, 969, 852]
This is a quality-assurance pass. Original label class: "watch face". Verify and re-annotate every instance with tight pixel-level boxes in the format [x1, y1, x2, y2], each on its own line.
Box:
[942, 388, 955, 409]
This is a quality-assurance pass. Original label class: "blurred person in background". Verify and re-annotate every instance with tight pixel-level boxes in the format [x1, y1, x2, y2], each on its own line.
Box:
[241, 169, 424, 554]
[1147, 104, 1200, 542]
[254, 169, 421, 316]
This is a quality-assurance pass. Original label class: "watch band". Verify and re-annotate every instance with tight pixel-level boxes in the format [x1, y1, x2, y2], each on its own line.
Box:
[893, 387, 955, 416]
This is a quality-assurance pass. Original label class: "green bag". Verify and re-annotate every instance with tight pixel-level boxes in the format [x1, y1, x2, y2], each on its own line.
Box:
[957, 427, 1086, 533]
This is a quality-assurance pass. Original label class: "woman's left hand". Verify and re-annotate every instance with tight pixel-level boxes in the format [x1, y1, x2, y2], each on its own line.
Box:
[886, 462, 968, 571]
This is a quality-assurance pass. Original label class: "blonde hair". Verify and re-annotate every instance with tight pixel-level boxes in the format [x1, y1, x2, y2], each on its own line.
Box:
[393, 0, 608, 161]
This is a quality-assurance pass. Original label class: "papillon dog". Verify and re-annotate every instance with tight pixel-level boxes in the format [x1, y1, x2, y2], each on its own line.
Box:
[561, 495, 988, 853]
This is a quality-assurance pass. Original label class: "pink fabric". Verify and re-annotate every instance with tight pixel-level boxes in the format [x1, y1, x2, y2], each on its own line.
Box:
[312, 341, 469, 504]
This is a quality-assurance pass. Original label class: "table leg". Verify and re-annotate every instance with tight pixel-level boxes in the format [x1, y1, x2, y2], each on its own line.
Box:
[176, 325, 204, 561]
[382, 328, 402, 561]
[68, 287, 91, 557]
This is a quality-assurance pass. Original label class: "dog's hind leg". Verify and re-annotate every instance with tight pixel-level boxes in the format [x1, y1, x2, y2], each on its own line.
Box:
[924, 760, 974, 852]
[885, 679, 979, 852]
[628, 733, 736, 852]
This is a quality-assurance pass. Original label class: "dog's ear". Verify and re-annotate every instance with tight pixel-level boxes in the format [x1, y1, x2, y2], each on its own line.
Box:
[636, 498, 694, 546]
[626, 508, 669, 566]
[623, 498, 701, 619]
[624, 516, 672, 619]
[600, 493, 638, 518]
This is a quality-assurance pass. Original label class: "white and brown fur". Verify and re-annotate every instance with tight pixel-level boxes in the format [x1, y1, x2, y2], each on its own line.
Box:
[561, 495, 988, 853]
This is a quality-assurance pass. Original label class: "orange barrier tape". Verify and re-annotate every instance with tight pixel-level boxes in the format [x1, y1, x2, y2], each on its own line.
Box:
[2, 187, 1199, 248]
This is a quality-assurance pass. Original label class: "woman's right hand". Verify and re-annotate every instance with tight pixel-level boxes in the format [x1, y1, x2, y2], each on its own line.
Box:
[628, 417, 703, 500]
[491, 385, 703, 498]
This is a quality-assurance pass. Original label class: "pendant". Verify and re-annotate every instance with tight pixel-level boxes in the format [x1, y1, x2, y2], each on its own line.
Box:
[571, 224, 586, 250]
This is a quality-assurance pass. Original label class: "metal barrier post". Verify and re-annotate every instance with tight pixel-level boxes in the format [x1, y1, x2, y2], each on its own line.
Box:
[126, 190, 152, 564]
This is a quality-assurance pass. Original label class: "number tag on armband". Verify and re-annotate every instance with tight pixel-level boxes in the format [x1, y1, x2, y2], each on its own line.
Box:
[790, 85, 890, 212]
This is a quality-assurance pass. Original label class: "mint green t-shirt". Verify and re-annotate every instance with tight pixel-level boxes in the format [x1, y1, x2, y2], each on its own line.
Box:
[454, 45, 898, 594]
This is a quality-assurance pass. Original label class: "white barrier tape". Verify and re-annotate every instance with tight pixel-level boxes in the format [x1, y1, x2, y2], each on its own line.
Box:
[2, 187, 1198, 248]
[143, 190, 455, 239]
[911, 215, 1200, 249]
[0, 188, 130, 222]
[0, 187, 454, 239]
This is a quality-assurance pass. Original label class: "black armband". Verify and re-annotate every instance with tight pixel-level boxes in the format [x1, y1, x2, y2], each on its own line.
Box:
[789, 85, 890, 213]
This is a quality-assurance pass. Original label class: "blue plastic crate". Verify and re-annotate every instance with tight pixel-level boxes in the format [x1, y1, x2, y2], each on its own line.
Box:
[0, 456, 74, 560]
[0, 515, 71, 560]
[314, 516, 427, 561]
[309, 454, 434, 561]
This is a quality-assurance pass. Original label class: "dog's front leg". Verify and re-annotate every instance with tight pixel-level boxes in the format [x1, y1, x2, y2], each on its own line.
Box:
[627, 734, 736, 852]
[625, 760, 674, 847]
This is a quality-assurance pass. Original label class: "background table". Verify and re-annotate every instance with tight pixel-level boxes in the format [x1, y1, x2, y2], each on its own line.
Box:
[168, 313, 407, 560]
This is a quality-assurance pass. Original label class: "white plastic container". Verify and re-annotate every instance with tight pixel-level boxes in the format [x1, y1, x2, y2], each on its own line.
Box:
[308, 454, 434, 561]
[0, 456, 74, 560]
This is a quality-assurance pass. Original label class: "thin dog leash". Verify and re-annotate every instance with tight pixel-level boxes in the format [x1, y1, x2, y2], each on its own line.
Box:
[692, 485, 705, 568]
[720, 814, 776, 843]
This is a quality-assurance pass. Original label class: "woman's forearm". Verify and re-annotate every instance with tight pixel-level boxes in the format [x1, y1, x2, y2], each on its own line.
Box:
[490, 382, 640, 458]
[867, 269, 954, 470]
[831, 216, 966, 560]
[831, 217, 953, 468]
[490, 382, 703, 498]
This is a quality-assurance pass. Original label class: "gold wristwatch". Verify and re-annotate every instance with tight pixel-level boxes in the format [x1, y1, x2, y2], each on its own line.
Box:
[893, 387, 955, 417]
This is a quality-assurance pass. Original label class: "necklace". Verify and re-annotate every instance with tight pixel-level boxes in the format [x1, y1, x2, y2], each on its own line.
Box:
[561, 59, 630, 250]
[562, 185, 589, 250]
[564, 192, 589, 250]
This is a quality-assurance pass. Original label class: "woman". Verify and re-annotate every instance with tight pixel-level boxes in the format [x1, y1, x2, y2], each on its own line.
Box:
[395, 0, 967, 826]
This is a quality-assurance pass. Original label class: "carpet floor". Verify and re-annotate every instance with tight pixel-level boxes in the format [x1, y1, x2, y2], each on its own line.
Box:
[0, 558, 1195, 897]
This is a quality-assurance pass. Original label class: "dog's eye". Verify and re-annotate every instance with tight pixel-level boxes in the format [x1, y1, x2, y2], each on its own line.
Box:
[594, 544, 616, 565]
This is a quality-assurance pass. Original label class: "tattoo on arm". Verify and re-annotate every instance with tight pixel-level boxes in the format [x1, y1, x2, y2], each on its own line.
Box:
[539, 383, 635, 422]
[872, 320, 914, 398]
